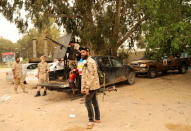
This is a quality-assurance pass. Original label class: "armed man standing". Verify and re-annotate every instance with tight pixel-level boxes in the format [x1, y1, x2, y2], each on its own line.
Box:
[81, 47, 101, 129]
[35, 56, 50, 97]
[12, 57, 27, 93]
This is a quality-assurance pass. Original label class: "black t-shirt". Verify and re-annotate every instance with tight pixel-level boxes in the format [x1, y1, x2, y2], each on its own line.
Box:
[66, 47, 79, 60]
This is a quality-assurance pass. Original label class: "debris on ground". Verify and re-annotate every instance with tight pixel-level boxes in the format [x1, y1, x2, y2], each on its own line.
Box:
[0, 94, 11, 102]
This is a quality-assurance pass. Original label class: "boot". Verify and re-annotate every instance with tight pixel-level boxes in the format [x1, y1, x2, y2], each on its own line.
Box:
[43, 91, 47, 96]
[34, 91, 41, 97]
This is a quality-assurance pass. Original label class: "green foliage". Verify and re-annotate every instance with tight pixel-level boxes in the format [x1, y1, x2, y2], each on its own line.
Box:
[138, 0, 191, 58]
[0, 0, 144, 56]
[0, 38, 16, 53]
[118, 50, 129, 60]
[0, 37, 18, 62]
[16, 24, 60, 59]
[1, 0, 190, 57]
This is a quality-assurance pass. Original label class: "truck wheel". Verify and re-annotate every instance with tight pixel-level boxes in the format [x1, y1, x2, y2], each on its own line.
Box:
[162, 70, 168, 75]
[178, 65, 188, 74]
[127, 72, 135, 85]
[24, 81, 27, 84]
[148, 68, 157, 78]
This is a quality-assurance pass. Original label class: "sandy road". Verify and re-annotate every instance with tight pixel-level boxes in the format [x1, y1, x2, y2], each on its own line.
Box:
[0, 68, 191, 131]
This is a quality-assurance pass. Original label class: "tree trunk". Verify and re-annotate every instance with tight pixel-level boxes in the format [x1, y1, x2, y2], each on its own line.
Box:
[113, 0, 122, 40]
[118, 16, 146, 46]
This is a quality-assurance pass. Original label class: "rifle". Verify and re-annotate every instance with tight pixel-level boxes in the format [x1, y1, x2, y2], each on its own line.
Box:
[102, 73, 106, 101]
[45, 36, 68, 49]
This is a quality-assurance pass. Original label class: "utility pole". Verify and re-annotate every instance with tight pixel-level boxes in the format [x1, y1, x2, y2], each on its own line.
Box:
[32, 39, 37, 58]
[44, 38, 48, 56]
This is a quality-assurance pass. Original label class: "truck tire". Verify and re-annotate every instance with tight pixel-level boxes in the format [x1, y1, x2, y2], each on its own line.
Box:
[162, 70, 168, 75]
[178, 64, 188, 74]
[127, 71, 135, 85]
[148, 68, 157, 78]
[24, 81, 27, 84]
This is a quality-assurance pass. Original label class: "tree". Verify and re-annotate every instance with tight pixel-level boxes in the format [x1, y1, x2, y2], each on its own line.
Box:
[0, 37, 17, 62]
[138, 0, 191, 58]
[16, 24, 60, 59]
[16, 17, 60, 59]
[0, 37, 16, 53]
[0, 0, 145, 56]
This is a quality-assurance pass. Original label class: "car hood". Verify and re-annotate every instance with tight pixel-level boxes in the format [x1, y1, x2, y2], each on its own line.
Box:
[131, 60, 154, 64]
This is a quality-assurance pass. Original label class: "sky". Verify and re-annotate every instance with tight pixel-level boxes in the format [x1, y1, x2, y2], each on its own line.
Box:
[0, 14, 24, 43]
[0, 1, 73, 43]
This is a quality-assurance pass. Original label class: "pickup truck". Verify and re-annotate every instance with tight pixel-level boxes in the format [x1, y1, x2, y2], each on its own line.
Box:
[130, 55, 189, 78]
[38, 56, 136, 94]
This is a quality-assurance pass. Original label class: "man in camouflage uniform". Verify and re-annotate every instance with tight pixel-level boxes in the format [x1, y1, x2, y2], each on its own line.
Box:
[81, 47, 101, 129]
[35, 56, 50, 97]
[12, 57, 27, 93]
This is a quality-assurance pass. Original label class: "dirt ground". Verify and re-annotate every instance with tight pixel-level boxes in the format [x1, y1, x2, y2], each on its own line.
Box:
[0, 68, 191, 131]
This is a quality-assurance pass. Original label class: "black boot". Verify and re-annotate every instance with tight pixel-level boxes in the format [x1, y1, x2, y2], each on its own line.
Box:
[34, 91, 41, 97]
[43, 91, 47, 96]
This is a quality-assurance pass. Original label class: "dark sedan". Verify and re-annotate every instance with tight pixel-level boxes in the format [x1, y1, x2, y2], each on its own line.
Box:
[93, 56, 135, 86]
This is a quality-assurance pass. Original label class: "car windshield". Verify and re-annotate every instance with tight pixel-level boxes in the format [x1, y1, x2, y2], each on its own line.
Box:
[49, 64, 53, 67]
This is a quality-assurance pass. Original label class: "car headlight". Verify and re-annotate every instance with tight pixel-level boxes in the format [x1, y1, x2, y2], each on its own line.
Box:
[140, 64, 147, 67]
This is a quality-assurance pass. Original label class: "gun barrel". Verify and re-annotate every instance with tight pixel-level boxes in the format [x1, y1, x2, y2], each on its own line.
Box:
[45, 36, 67, 49]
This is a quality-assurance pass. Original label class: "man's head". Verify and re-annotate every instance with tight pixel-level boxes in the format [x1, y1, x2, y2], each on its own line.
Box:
[80, 47, 90, 60]
[69, 41, 75, 47]
[15, 57, 20, 63]
[41, 55, 46, 62]
[57, 58, 62, 63]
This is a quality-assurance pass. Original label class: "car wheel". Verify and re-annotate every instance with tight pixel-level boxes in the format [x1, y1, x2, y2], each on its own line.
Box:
[148, 68, 157, 78]
[178, 65, 188, 74]
[127, 72, 135, 85]
[162, 70, 168, 75]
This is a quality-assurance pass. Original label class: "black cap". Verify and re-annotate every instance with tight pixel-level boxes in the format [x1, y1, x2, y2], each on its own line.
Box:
[79, 46, 90, 52]
[69, 40, 76, 44]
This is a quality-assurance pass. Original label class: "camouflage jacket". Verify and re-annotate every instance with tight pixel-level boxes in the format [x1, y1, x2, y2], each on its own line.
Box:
[38, 61, 49, 75]
[81, 57, 100, 92]
[12, 62, 22, 78]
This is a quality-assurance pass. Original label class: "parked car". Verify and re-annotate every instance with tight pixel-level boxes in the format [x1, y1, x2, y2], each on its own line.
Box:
[6, 63, 38, 84]
[131, 55, 189, 78]
[38, 56, 136, 94]
[25, 63, 56, 84]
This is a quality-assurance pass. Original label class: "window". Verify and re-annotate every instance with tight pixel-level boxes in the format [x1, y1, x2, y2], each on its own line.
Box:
[27, 64, 38, 69]
[98, 57, 111, 67]
[111, 58, 123, 67]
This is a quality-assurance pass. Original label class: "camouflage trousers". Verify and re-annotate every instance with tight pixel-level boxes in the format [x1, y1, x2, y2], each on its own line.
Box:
[14, 77, 25, 92]
[37, 73, 48, 91]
